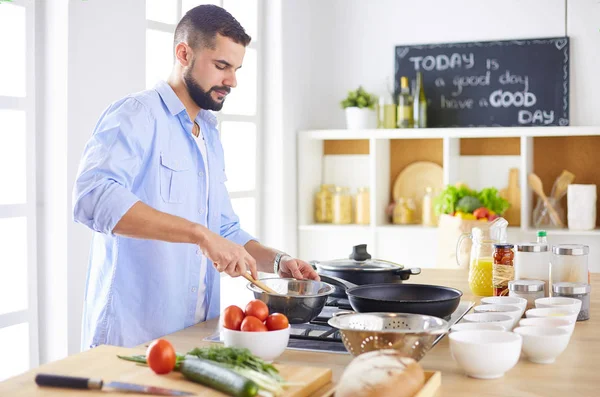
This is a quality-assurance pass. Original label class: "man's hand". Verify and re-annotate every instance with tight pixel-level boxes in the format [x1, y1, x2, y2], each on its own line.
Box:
[278, 256, 320, 281]
[198, 230, 257, 279]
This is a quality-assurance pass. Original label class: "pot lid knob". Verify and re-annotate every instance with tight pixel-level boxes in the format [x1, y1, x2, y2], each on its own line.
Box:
[349, 244, 371, 261]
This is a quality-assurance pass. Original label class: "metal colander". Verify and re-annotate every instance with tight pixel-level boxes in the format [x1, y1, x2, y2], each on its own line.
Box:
[328, 312, 449, 360]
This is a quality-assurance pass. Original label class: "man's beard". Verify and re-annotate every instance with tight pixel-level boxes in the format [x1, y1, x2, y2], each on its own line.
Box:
[183, 67, 230, 111]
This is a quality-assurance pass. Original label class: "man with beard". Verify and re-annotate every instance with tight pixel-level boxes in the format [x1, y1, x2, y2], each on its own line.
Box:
[73, 5, 319, 349]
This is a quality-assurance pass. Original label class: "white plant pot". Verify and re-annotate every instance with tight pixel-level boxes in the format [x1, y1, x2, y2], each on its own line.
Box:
[344, 107, 376, 130]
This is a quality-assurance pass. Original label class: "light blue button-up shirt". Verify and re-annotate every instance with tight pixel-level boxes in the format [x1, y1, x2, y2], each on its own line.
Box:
[73, 81, 255, 349]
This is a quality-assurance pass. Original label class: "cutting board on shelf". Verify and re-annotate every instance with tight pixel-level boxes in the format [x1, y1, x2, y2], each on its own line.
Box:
[500, 168, 521, 226]
[0, 345, 333, 397]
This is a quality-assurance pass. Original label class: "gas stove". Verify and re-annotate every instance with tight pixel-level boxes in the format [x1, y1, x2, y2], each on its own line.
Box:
[204, 299, 474, 354]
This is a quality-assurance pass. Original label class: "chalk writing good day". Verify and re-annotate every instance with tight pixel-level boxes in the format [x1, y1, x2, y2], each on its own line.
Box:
[394, 37, 569, 127]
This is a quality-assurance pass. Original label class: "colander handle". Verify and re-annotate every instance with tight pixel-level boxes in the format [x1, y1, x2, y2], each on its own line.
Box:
[331, 310, 355, 318]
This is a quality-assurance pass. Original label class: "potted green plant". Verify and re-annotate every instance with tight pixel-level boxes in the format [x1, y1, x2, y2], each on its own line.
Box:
[340, 86, 377, 129]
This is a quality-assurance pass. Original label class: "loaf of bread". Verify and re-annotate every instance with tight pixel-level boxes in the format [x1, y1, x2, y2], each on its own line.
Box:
[336, 350, 425, 397]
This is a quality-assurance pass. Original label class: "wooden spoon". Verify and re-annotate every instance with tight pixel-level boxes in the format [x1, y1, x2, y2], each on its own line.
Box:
[551, 170, 575, 200]
[242, 272, 280, 295]
[528, 173, 564, 228]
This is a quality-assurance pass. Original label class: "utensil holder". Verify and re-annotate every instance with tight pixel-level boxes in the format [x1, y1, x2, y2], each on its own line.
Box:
[533, 196, 565, 229]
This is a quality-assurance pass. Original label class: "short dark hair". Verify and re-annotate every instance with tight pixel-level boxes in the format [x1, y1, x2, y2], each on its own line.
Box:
[174, 4, 251, 53]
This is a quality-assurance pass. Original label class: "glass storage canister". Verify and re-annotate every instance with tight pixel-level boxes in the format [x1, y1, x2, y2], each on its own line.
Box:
[314, 184, 334, 223]
[509, 279, 545, 310]
[332, 187, 352, 224]
[551, 244, 590, 287]
[392, 197, 416, 225]
[354, 187, 370, 225]
[552, 282, 591, 321]
[515, 243, 550, 297]
[493, 243, 515, 296]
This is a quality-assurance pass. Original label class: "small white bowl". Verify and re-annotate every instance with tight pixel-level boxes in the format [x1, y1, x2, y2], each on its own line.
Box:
[474, 304, 523, 328]
[221, 326, 290, 362]
[526, 308, 579, 324]
[518, 317, 576, 336]
[513, 326, 570, 364]
[535, 297, 582, 314]
[462, 313, 514, 331]
[449, 330, 522, 379]
[451, 323, 505, 332]
[481, 296, 527, 313]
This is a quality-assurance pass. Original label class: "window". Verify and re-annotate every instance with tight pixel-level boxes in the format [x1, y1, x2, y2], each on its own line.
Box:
[0, 0, 39, 381]
[145, 0, 261, 237]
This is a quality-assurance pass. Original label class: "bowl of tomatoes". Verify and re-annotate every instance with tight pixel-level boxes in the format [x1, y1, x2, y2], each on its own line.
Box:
[221, 300, 290, 362]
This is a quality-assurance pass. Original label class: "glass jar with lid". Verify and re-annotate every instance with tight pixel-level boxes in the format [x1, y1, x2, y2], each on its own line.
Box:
[354, 187, 370, 225]
[509, 279, 545, 310]
[332, 187, 352, 224]
[492, 243, 515, 297]
[552, 282, 591, 321]
[551, 244, 589, 288]
[515, 243, 550, 297]
[314, 184, 334, 223]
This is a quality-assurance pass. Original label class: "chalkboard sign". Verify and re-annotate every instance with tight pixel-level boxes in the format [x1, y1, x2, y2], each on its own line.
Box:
[394, 37, 569, 127]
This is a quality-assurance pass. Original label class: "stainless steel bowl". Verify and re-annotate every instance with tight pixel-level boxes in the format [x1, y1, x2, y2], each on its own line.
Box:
[328, 312, 449, 360]
[247, 278, 336, 324]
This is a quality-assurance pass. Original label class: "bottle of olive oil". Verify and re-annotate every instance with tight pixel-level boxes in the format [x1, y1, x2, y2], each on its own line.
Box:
[397, 76, 413, 128]
[413, 72, 427, 128]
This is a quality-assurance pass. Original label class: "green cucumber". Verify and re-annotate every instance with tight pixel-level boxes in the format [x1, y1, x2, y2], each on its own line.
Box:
[180, 358, 259, 397]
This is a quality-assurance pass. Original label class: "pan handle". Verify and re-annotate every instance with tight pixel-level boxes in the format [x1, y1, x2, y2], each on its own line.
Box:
[392, 267, 421, 280]
[318, 274, 357, 291]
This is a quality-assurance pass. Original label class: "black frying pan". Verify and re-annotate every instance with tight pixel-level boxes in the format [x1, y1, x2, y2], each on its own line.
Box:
[320, 275, 463, 319]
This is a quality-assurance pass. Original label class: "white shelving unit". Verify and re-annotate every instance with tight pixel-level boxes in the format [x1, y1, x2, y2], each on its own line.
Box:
[297, 126, 600, 270]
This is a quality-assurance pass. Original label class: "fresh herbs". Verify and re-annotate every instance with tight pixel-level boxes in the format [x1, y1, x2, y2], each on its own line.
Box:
[434, 184, 509, 216]
[433, 185, 476, 216]
[477, 187, 510, 216]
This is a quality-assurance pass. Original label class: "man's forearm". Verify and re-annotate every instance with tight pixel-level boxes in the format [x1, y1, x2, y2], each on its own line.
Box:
[112, 201, 208, 244]
[244, 240, 285, 273]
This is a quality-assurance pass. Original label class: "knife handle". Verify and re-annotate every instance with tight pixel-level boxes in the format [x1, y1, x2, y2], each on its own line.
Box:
[35, 374, 103, 390]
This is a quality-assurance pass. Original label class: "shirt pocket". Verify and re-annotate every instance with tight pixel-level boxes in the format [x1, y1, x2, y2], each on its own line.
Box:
[159, 153, 191, 203]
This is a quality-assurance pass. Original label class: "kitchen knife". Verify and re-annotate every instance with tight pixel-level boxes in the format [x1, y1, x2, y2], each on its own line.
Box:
[35, 373, 195, 396]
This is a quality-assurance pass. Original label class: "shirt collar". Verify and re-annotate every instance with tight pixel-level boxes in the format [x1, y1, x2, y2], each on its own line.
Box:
[154, 80, 218, 128]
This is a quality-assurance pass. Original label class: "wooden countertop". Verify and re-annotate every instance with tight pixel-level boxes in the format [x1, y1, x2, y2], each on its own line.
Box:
[1, 269, 598, 396]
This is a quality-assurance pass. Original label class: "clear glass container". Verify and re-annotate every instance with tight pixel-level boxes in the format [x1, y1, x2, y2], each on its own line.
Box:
[314, 184, 334, 223]
[551, 244, 589, 287]
[332, 187, 352, 224]
[354, 187, 370, 225]
[515, 243, 550, 297]
[421, 187, 436, 227]
[552, 282, 591, 321]
[392, 197, 416, 225]
[509, 279, 545, 310]
[377, 95, 397, 129]
[493, 243, 515, 297]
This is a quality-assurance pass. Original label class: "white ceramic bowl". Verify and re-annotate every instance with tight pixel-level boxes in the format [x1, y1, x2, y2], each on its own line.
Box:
[221, 326, 290, 362]
[513, 326, 570, 364]
[481, 296, 527, 313]
[451, 322, 505, 332]
[535, 297, 582, 314]
[462, 313, 514, 331]
[474, 304, 523, 328]
[525, 308, 579, 324]
[518, 317, 576, 336]
[449, 330, 522, 379]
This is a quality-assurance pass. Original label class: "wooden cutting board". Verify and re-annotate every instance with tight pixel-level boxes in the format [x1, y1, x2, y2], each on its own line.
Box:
[500, 168, 521, 226]
[0, 345, 332, 397]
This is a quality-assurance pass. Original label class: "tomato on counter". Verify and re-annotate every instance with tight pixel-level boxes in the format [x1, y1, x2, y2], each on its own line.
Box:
[265, 313, 289, 331]
[146, 339, 176, 374]
[244, 300, 269, 322]
[223, 305, 245, 331]
[240, 316, 268, 332]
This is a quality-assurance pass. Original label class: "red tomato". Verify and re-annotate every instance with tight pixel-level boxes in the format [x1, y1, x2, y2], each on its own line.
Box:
[245, 300, 269, 322]
[265, 313, 289, 331]
[240, 315, 268, 332]
[223, 305, 245, 331]
[146, 339, 176, 374]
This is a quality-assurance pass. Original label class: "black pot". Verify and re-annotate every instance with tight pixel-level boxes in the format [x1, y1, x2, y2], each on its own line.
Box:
[312, 244, 421, 299]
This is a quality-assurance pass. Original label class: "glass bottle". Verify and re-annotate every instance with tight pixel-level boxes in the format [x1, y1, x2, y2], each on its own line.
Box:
[314, 184, 334, 223]
[413, 72, 427, 128]
[421, 187, 436, 227]
[397, 76, 414, 128]
[493, 243, 515, 297]
[537, 230, 548, 244]
[355, 187, 370, 225]
[332, 187, 352, 224]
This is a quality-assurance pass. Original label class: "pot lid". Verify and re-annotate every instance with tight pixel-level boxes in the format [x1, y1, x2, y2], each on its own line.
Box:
[314, 244, 405, 272]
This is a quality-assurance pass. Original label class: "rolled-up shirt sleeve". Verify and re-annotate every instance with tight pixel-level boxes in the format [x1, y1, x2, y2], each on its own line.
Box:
[73, 98, 150, 235]
[218, 175, 256, 246]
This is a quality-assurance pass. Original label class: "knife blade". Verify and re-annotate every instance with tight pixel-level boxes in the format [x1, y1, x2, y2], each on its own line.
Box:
[35, 373, 195, 396]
